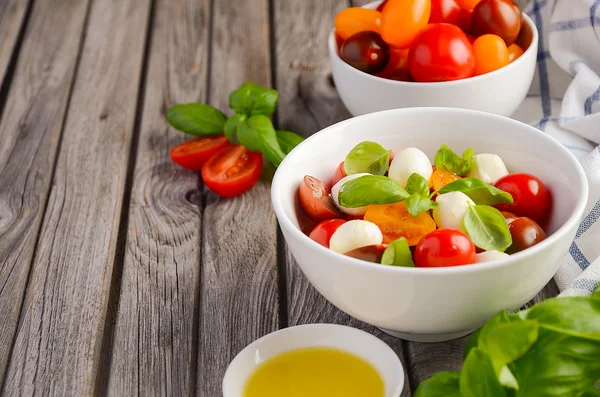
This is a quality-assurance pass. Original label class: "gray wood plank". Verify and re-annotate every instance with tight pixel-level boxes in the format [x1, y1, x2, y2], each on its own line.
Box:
[104, 0, 209, 395]
[0, 0, 29, 89]
[0, 0, 90, 386]
[197, 0, 279, 396]
[2, 0, 151, 394]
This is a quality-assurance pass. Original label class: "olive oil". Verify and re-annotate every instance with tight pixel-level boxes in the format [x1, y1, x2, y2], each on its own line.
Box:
[243, 347, 385, 397]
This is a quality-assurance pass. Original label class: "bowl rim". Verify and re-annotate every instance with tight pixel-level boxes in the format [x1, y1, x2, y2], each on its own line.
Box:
[271, 107, 589, 275]
[329, 0, 540, 87]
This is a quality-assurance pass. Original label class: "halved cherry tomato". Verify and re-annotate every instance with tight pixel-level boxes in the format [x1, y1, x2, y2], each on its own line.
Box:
[346, 244, 388, 262]
[201, 145, 262, 197]
[429, 0, 461, 25]
[473, 34, 509, 75]
[494, 173, 552, 224]
[507, 43, 524, 62]
[170, 134, 230, 170]
[381, 0, 431, 48]
[309, 219, 347, 248]
[507, 217, 547, 254]
[364, 201, 437, 246]
[429, 168, 460, 191]
[334, 7, 381, 41]
[331, 162, 347, 187]
[472, 0, 522, 45]
[414, 229, 476, 267]
[299, 175, 343, 222]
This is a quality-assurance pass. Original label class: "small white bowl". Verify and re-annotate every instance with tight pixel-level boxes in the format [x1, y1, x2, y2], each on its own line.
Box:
[222, 324, 404, 397]
[329, 1, 539, 117]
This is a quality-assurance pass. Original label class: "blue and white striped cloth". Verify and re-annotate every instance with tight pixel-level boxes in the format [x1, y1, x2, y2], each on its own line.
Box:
[511, 0, 600, 297]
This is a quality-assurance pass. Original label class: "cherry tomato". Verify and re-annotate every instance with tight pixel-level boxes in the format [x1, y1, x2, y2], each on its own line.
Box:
[457, 7, 474, 33]
[472, 0, 522, 45]
[381, 0, 431, 48]
[507, 217, 547, 254]
[335, 32, 345, 49]
[376, 0, 389, 12]
[170, 135, 230, 170]
[456, 0, 481, 10]
[501, 211, 518, 224]
[429, 168, 460, 191]
[364, 201, 437, 246]
[376, 48, 411, 80]
[340, 31, 390, 74]
[494, 173, 552, 223]
[508, 43, 524, 62]
[201, 145, 262, 197]
[346, 244, 388, 262]
[429, 0, 461, 25]
[466, 34, 476, 43]
[515, 15, 532, 49]
[334, 7, 381, 41]
[299, 175, 343, 222]
[473, 34, 509, 75]
[309, 219, 347, 248]
[414, 229, 476, 267]
[408, 23, 475, 82]
[331, 162, 347, 188]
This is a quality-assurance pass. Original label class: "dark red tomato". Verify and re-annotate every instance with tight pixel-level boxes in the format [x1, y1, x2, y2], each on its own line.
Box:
[408, 23, 475, 82]
[331, 162, 347, 188]
[494, 173, 552, 223]
[429, 0, 461, 25]
[170, 134, 230, 170]
[341, 31, 390, 74]
[299, 175, 343, 222]
[507, 217, 547, 254]
[346, 244, 388, 262]
[376, 48, 410, 80]
[457, 7, 474, 33]
[414, 229, 476, 267]
[309, 219, 347, 248]
[376, 0, 389, 12]
[515, 15, 532, 49]
[501, 211, 518, 224]
[201, 145, 262, 197]
[335, 32, 345, 49]
[472, 0, 522, 45]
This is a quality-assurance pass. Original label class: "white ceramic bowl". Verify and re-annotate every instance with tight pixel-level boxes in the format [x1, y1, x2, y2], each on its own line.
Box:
[329, 1, 539, 117]
[271, 107, 588, 342]
[222, 324, 404, 397]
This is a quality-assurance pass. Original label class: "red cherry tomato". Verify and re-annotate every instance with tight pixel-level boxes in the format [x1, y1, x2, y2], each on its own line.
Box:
[457, 7, 474, 33]
[346, 244, 388, 262]
[201, 145, 262, 197]
[340, 31, 390, 74]
[507, 217, 547, 254]
[381, 0, 432, 48]
[331, 162, 347, 187]
[429, 0, 461, 25]
[170, 135, 230, 170]
[299, 175, 343, 222]
[456, 0, 481, 10]
[501, 211, 518, 224]
[494, 173, 552, 223]
[415, 229, 476, 267]
[309, 219, 347, 248]
[408, 23, 475, 82]
[472, 0, 522, 45]
[376, 48, 411, 80]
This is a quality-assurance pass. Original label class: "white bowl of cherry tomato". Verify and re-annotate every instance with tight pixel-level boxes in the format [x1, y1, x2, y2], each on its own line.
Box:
[329, 0, 538, 117]
[271, 107, 587, 342]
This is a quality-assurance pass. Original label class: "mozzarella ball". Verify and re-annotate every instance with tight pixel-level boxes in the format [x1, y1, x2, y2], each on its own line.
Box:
[432, 191, 475, 231]
[331, 173, 371, 216]
[388, 148, 433, 188]
[467, 153, 509, 184]
[475, 250, 510, 263]
[329, 220, 383, 254]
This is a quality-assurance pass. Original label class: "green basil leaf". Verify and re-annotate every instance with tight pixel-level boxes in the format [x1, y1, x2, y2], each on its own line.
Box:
[406, 193, 437, 216]
[228, 82, 279, 116]
[406, 173, 430, 197]
[460, 348, 507, 397]
[414, 371, 462, 397]
[463, 205, 512, 252]
[464, 311, 511, 360]
[166, 103, 226, 135]
[434, 144, 475, 176]
[381, 237, 414, 267]
[338, 175, 409, 208]
[582, 386, 600, 397]
[224, 114, 246, 142]
[344, 141, 391, 176]
[438, 178, 513, 205]
[594, 284, 600, 299]
[276, 130, 304, 154]
[251, 88, 279, 116]
[237, 115, 286, 167]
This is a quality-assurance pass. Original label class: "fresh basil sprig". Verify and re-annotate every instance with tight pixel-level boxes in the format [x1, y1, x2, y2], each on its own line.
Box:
[463, 205, 512, 252]
[344, 141, 391, 176]
[434, 144, 474, 176]
[381, 238, 414, 267]
[405, 173, 436, 216]
[338, 175, 409, 208]
[166, 104, 227, 135]
[276, 130, 304, 154]
[436, 178, 513, 206]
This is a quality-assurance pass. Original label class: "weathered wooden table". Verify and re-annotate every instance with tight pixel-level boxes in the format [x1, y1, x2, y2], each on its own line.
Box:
[0, 0, 555, 395]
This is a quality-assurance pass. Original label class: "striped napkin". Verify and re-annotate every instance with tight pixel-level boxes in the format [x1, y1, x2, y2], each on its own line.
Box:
[511, 0, 600, 296]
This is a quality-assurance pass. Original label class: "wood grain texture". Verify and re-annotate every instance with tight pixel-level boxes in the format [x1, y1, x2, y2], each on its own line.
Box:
[104, 0, 209, 395]
[0, 0, 29, 88]
[0, 0, 89, 386]
[197, 0, 279, 396]
[2, 0, 151, 395]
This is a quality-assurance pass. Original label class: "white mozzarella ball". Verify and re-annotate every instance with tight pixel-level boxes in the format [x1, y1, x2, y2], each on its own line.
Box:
[432, 192, 475, 231]
[331, 173, 371, 216]
[329, 220, 383, 254]
[476, 250, 510, 263]
[467, 153, 509, 184]
[388, 148, 433, 188]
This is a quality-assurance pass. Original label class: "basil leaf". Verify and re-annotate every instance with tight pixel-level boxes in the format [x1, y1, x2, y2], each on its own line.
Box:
[437, 178, 513, 205]
[582, 386, 600, 397]
[414, 371, 461, 397]
[463, 205, 512, 252]
[338, 175, 409, 208]
[251, 88, 279, 116]
[434, 144, 474, 176]
[406, 173, 430, 197]
[276, 130, 304, 154]
[406, 193, 436, 216]
[594, 284, 600, 299]
[224, 114, 246, 142]
[237, 115, 286, 167]
[460, 348, 507, 397]
[344, 141, 391, 176]
[464, 311, 510, 360]
[228, 82, 278, 116]
[166, 103, 226, 135]
[381, 238, 414, 267]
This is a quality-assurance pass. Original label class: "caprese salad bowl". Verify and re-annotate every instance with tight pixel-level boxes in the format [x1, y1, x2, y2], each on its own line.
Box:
[271, 107, 588, 342]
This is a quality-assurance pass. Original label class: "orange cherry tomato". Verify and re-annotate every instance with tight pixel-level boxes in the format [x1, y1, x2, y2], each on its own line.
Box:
[429, 168, 460, 191]
[299, 175, 343, 222]
[364, 201, 437, 246]
[507, 43, 524, 62]
[334, 8, 381, 41]
[456, 0, 481, 10]
[473, 34, 509, 75]
[381, 0, 432, 49]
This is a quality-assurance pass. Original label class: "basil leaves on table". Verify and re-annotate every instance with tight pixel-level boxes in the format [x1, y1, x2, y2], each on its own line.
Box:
[436, 178, 514, 206]
[166, 103, 227, 135]
[463, 204, 512, 252]
[344, 141, 391, 176]
[228, 82, 279, 116]
[338, 175, 409, 208]
[381, 238, 414, 267]
[276, 130, 304, 154]
[434, 144, 474, 176]
[237, 115, 286, 167]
